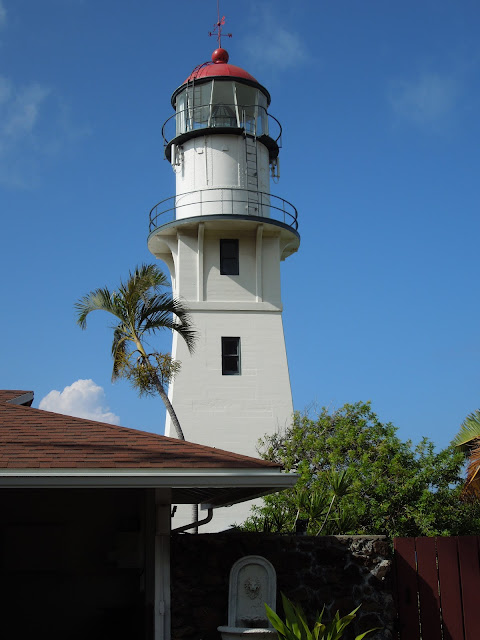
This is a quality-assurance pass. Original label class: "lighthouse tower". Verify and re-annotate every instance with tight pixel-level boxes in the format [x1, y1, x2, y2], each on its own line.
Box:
[147, 43, 299, 528]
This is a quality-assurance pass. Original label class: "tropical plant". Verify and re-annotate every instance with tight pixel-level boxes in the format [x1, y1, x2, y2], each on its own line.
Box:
[265, 593, 378, 640]
[75, 264, 196, 440]
[453, 409, 480, 497]
[241, 402, 480, 537]
[289, 470, 353, 536]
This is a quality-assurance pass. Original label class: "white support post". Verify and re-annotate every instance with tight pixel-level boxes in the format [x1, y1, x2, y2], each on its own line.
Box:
[197, 222, 205, 302]
[256, 224, 264, 302]
[154, 490, 171, 640]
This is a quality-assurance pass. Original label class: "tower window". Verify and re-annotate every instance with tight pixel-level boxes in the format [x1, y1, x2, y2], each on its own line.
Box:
[222, 337, 241, 375]
[220, 239, 239, 275]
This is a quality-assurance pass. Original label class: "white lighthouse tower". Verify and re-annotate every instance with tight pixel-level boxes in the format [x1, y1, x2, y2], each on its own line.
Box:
[147, 38, 299, 529]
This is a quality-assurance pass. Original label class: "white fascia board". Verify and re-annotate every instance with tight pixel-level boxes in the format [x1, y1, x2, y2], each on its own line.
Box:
[0, 468, 298, 489]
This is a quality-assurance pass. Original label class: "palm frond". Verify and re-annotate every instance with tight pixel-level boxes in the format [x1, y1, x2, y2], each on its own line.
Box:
[328, 469, 354, 498]
[453, 410, 480, 451]
[111, 327, 131, 381]
[75, 287, 125, 329]
[138, 293, 177, 326]
[141, 295, 196, 353]
[125, 264, 169, 305]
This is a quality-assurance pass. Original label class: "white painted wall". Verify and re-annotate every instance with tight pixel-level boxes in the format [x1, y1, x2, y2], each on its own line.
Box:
[166, 310, 293, 456]
[165, 226, 293, 453]
[174, 134, 270, 219]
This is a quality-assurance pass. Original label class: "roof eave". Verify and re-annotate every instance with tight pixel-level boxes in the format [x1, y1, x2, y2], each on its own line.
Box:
[0, 467, 298, 508]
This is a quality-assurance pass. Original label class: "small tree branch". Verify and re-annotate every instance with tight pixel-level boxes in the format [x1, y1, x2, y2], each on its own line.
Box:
[316, 495, 335, 536]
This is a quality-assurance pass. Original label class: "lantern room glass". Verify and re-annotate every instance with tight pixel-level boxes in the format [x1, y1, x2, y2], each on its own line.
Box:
[175, 80, 268, 138]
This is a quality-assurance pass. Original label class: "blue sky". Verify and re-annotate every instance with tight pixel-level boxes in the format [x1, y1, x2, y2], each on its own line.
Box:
[1, 0, 478, 450]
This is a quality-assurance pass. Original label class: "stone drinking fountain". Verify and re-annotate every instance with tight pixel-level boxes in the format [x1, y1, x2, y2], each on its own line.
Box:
[218, 555, 277, 640]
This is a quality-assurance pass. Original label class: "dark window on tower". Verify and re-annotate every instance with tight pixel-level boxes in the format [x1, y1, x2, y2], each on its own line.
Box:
[220, 239, 239, 275]
[222, 337, 241, 375]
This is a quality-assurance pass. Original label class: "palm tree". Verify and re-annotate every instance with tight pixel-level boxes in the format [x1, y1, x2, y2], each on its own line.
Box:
[453, 409, 480, 497]
[75, 264, 196, 441]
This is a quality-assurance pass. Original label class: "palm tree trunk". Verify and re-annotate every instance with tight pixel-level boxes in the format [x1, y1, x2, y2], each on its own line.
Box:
[152, 375, 198, 530]
[152, 370, 199, 530]
[152, 375, 185, 441]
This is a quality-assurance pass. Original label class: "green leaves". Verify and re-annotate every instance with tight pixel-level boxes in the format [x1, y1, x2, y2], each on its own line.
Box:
[328, 469, 353, 498]
[75, 264, 197, 440]
[264, 594, 378, 640]
[243, 402, 480, 537]
[264, 596, 320, 640]
[453, 410, 480, 451]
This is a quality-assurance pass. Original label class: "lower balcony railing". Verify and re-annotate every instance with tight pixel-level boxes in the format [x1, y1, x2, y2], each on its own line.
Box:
[149, 188, 298, 233]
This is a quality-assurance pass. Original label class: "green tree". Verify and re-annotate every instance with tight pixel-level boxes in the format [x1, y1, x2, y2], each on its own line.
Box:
[453, 409, 480, 497]
[242, 402, 480, 537]
[75, 264, 196, 440]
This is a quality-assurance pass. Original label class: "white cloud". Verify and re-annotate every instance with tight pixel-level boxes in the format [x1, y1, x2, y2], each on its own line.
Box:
[388, 72, 458, 128]
[0, 77, 51, 187]
[0, 74, 89, 188]
[0, 1, 6, 29]
[0, 3, 90, 187]
[39, 379, 121, 425]
[241, 6, 307, 71]
[1, 80, 50, 138]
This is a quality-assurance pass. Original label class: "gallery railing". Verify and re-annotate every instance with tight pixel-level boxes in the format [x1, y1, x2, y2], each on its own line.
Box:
[161, 104, 282, 147]
[149, 188, 298, 233]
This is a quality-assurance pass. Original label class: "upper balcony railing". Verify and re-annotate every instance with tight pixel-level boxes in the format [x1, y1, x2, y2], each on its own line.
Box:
[161, 104, 282, 148]
[149, 188, 298, 234]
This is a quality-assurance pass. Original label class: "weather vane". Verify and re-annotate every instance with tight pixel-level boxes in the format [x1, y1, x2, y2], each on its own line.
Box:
[209, 0, 232, 49]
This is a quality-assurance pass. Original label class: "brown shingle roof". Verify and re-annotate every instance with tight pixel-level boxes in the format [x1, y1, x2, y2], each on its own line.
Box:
[0, 397, 279, 470]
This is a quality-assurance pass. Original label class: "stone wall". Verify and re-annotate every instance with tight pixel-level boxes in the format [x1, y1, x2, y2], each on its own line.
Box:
[171, 532, 395, 640]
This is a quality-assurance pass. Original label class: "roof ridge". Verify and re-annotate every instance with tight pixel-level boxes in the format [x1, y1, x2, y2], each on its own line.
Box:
[3, 401, 177, 440]
[0, 402, 280, 466]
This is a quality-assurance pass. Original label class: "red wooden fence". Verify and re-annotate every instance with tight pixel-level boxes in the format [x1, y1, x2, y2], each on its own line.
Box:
[393, 536, 480, 640]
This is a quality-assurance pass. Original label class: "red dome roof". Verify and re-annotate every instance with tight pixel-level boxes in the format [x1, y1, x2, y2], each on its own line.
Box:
[184, 63, 258, 84]
[172, 48, 271, 107]
[183, 48, 258, 84]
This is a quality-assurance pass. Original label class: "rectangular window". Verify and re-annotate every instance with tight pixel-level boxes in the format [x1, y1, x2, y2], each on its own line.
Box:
[222, 337, 241, 375]
[220, 239, 239, 275]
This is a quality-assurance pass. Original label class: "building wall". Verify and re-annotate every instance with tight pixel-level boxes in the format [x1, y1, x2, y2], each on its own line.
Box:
[167, 310, 292, 456]
[171, 533, 395, 640]
[166, 224, 292, 455]
[171, 226, 282, 305]
[176, 134, 270, 206]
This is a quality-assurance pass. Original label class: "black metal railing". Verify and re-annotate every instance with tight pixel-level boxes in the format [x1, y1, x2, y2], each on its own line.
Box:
[161, 104, 282, 148]
[149, 188, 298, 233]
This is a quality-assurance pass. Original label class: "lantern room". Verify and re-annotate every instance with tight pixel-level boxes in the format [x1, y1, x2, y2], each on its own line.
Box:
[173, 77, 269, 140]
[163, 48, 281, 165]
